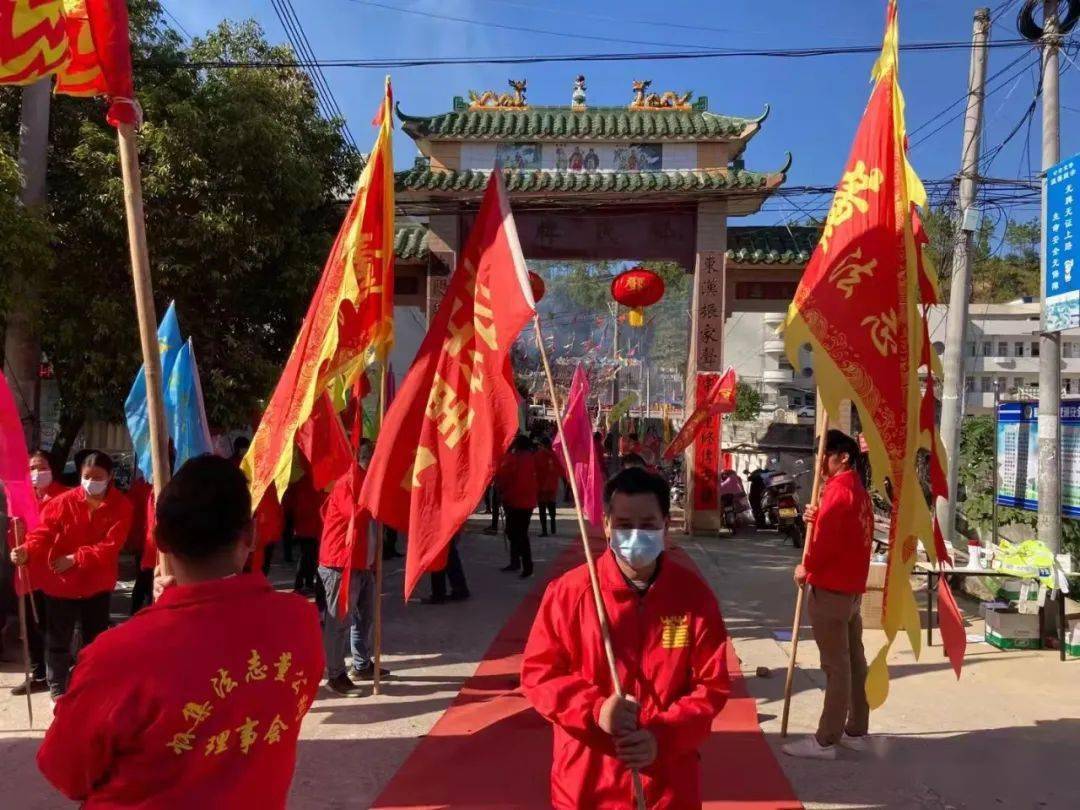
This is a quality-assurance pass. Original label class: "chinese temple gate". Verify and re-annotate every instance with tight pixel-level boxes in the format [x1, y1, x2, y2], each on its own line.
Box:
[390, 78, 814, 532]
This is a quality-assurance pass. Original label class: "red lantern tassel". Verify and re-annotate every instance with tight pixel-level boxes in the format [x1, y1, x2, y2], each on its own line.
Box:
[628, 307, 644, 327]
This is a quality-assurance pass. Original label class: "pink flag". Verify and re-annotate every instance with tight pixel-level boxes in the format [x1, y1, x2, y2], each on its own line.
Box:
[0, 370, 40, 566]
[553, 365, 605, 529]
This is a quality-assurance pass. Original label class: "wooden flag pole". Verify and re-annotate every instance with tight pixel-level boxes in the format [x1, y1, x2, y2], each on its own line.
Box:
[116, 123, 171, 575]
[372, 362, 388, 696]
[12, 519, 32, 727]
[533, 317, 646, 810]
[780, 405, 830, 738]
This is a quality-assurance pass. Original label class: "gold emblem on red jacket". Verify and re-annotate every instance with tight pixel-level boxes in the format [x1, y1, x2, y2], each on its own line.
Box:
[661, 615, 690, 649]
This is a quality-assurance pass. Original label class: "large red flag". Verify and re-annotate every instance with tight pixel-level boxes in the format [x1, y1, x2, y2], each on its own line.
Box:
[783, 1, 955, 705]
[358, 171, 535, 599]
[663, 366, 736, 460]
[295, 393, 353, 492]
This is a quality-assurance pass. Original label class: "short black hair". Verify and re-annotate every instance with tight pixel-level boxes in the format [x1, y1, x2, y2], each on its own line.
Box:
[358, 437, 374, 451]
[233, 436, 251, 454]
[825, 429, 860, 464]
[619, 453, 647, 469]
[156, 455, 252, 560]
[80, 450, 114, 475]
[604, 467, 671, 518]
[29, 449, 51, 466]
[510, 434, 534, 452]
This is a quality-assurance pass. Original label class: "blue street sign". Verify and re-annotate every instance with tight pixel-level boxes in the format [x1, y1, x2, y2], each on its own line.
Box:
[1044, 153, 1079, 332]
[996, 399, 1080, 517]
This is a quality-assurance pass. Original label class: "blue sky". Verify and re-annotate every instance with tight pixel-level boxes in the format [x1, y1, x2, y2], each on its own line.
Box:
[170, 0, 1078, 233]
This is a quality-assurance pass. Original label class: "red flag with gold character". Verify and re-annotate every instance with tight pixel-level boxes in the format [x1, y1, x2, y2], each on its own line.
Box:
[358, 171, 535, 599]
[663, 366, 736, 460]
[783, 0, 957, 707]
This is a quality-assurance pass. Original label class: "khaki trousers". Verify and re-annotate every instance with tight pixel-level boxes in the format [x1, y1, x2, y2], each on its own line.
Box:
[808, 586, 870, 746]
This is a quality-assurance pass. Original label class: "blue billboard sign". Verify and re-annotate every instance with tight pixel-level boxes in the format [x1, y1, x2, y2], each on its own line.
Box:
[1044, 153, 1079, 332]
[996, 400, 1080, 517]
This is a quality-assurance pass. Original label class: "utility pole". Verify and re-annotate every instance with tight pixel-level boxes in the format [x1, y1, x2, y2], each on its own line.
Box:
[3, 79, 51, 448]
[939, 8, 991, 549]
[1037, 0, 1062, 556]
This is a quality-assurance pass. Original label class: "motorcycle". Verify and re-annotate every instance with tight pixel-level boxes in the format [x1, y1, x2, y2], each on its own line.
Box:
[761, 472, 806, 548]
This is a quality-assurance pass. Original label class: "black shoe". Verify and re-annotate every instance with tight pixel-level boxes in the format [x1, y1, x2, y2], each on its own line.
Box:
[421, 594, 447, 605]
[448, 590, 471, 602]
[520, 570, 533, 579]
[351, 663, 390, 681]
[482, 527, 499, 535]
[11, 678, 48, 696]
[326, 673, 363, 696]
[500, 564, 520, 572]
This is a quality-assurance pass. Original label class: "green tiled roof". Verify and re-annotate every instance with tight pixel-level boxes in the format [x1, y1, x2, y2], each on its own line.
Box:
[395, 164, 786, 195]
[394, 223, 815, 266]
[394, 224, 429, 261]
[726, 226, 820, 265]
[396, 103, 769, 142]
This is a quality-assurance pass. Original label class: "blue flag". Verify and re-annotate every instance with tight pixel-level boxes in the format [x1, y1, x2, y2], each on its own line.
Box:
[166, 338, 213, 470]
[124, 302, 182, 482]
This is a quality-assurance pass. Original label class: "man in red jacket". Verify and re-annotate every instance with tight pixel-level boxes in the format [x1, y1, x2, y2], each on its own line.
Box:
[783, 429, 874, 760]
[534, 436, 563, 537]
[317, 439, 387, 695]
[522, 467, 730, 808]
[496, 435, 539, 578]
[11, 451, 132, 699]
[36, 455, 324, 808]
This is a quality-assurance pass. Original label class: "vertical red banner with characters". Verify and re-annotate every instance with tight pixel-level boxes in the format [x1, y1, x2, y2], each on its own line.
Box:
[692, 372, 720, 511]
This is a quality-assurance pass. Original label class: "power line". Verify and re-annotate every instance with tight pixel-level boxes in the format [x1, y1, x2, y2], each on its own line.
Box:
[161, 2, 192, 41]
[170, 37, 1035, 72]
[270, 0, 359, 149]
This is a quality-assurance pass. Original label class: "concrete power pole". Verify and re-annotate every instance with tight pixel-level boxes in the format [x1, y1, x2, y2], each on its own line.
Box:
[3, 79, 51, 448]
[1038, 0, 1062, 556]
[939, 7, 991, 548]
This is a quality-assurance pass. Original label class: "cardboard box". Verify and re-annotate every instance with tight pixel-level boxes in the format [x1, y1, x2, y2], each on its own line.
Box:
[866, 562, 887, 590]
[860, 589, 884, 630]
[984, 606, 1041, 650]
[994, 579, 1024, 602]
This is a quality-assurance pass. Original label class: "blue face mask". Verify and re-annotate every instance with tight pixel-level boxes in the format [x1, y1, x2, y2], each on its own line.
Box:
[610, 528, 665, 569]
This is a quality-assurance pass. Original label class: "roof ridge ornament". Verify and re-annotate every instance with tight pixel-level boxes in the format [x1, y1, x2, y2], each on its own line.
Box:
[629, 80, 693, 111]
[571, 74, 587, 111]
[467, 79, 528, 110]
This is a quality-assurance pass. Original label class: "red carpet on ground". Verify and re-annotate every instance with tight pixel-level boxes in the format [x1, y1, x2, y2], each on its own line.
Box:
[373, 545, 801, 809]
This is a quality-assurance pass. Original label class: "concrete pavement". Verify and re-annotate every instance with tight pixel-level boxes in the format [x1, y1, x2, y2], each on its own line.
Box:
[3, 514, 1078, 808]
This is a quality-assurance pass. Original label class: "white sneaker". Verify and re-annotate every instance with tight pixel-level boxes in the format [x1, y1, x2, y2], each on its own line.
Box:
[838, 733, 869, 752]
[781, 736, 837, 760]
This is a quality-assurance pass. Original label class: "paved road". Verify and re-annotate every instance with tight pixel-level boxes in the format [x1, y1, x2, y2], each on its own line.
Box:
[3, 517, 1078, 808]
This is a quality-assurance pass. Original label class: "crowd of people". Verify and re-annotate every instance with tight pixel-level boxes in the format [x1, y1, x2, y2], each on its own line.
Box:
[0, 418, 876, 806]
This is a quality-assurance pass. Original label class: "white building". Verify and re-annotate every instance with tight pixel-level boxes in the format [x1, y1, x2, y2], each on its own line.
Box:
[929, 301, 1080, 414]
[724, 310, 816, 419]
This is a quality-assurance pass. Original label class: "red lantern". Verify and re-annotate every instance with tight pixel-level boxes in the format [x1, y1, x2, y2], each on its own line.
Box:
[529, 271, 546, 303]
[611, 266, 664, 327]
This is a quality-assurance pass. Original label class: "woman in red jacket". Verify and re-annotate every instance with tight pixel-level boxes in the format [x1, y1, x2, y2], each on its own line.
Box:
[11, 450, 133, 699]
[495, 435, 539, 578]
[6, 450, 69, 694]
[534, 437, 563, 537]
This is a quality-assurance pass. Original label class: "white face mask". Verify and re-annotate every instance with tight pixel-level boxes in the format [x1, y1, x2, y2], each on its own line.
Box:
[82, 477, 108, 497]
[610, 528, 665, 570]
[30, 469, 52, 488]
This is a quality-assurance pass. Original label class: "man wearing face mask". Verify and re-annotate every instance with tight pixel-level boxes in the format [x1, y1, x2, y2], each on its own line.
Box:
[782, 429, 874, 761]
[36, 455, 324, 806]
[521, 467, 730, 808]
[10, 450, 132, 699]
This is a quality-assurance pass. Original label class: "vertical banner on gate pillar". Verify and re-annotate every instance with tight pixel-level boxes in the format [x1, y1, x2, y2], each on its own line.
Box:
[693, 372, 721, 511]
[694, 251, 726, 372]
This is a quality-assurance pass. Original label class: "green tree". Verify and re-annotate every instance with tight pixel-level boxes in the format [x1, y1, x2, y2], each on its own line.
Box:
[0, 2, 360, 463]
[732, 380, 762, 422]
[0, 147, 53, 321]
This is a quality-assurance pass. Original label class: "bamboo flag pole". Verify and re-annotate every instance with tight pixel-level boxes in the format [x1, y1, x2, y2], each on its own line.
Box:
[116, 123, 171, 576]
[780, 405, 830, 738]
[12, 518, 32, 728]
[372, 361, 388, 696]
[533, 317, 646, 810]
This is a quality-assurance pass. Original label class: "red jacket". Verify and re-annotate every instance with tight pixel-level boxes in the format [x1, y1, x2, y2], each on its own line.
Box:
[522, 552, 730, 809]
[37, 574, 324, 809]
[496, 451, 538, 510]
[284, 478, 327, 540]
[534, 448, 564, 502]
[5, 481, 68, 551]
[139, 491, 157, 572]
[805, 468, 874, 594]
[125, 480, 153, 556]
[319, 467, 372, 570]
[23, 487, 133, 599]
